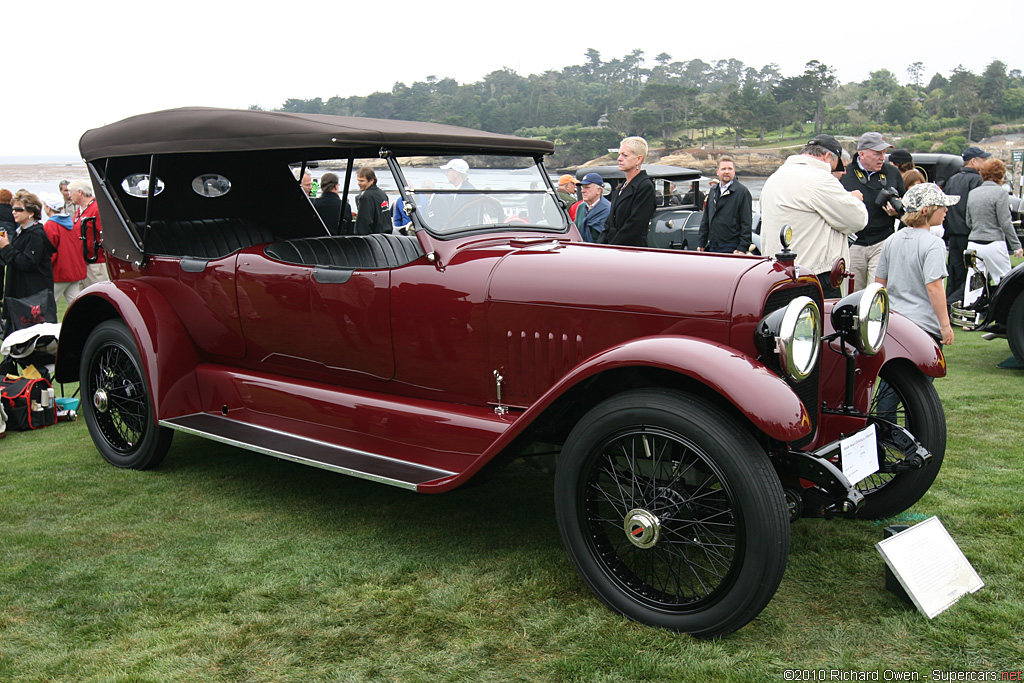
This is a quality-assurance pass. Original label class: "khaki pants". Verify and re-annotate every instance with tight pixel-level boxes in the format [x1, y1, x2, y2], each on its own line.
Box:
[85, 263, 109, 285]
[53, 279, 86, 305]
[849, 242, 884, 292]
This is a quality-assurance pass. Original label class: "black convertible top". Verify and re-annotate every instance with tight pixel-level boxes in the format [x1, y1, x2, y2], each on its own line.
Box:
[79, 107, 554, 161]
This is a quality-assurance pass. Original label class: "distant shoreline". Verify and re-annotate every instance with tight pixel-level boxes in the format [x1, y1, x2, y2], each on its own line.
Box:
[0, 156, 82, 165]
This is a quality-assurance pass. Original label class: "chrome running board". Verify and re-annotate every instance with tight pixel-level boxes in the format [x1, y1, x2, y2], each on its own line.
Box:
[161, 413, 456, 490]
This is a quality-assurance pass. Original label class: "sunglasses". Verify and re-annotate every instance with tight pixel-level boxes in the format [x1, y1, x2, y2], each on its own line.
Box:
[11, 207, 26, 212]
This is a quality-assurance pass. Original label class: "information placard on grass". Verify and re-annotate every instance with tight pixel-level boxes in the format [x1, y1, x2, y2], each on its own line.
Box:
[876, 516, 984, 619]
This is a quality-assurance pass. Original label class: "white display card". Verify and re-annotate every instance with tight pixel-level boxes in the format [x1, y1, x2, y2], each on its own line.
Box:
[875, 516, 984, 619]
[840, 424, 879, 486]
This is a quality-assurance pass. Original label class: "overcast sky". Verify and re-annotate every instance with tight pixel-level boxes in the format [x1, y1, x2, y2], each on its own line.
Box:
[4, 0, 1012, 158]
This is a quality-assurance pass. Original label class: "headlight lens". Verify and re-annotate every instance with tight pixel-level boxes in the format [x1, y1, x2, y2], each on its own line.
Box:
[756, 296, 822, 381]
[830, 282, 889, 355]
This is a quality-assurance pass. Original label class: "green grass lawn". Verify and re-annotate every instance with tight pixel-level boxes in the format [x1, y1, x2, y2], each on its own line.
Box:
[2, 331, 1022, 682]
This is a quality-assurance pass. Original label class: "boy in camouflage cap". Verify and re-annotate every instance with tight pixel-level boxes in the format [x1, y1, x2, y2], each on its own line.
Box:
[875, 183, 959, 347]
[901, 183, 960, 214]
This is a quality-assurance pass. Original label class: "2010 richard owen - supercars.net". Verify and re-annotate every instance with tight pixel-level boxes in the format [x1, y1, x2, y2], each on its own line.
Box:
[55, 107, 948, 638]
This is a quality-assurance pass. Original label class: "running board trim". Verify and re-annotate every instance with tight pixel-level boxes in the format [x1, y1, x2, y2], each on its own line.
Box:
[161, 413, 456, 491]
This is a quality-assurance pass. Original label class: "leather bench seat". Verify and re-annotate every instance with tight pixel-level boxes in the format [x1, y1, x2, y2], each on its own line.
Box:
[140, 218, 275, 259]
[264, 234, 425, 270]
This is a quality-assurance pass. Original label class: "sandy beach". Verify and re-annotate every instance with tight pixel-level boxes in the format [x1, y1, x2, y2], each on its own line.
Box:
[0, 163, 87, 184]
[0, 163, 88, 201]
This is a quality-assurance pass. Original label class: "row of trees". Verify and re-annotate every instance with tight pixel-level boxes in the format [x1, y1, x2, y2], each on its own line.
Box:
[270, 52, 1024, 166]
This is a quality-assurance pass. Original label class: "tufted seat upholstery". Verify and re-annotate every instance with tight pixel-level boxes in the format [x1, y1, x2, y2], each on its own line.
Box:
[264, 234, 425, 269]
[140, 218, 275, 259]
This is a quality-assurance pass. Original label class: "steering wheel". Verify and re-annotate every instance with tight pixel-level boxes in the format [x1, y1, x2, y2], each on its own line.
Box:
[443, 196, 506, 230]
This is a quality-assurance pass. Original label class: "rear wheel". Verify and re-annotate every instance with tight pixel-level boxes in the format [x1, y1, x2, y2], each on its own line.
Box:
[555, 389, 789, 638]
[80, 320, 172, 469]
[1007, 295, 1024, 365]
[858, 363, 945, 519]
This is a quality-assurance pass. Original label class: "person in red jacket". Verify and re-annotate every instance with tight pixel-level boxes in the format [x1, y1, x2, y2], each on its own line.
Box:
[41, 193, 88, 304]
[68, 179, 108, 284]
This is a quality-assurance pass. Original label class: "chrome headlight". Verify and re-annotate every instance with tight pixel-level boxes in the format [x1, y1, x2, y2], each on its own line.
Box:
[756, 296, 822, 381]
[830, 282, 889, 355]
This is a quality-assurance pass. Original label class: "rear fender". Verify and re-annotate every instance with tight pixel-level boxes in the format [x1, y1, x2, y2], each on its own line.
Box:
[55, 281, 203, 419]
[421, 336, 810, 492]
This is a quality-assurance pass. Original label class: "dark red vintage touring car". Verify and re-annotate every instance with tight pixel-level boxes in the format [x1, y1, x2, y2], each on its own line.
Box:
[56, 108, 946, 637]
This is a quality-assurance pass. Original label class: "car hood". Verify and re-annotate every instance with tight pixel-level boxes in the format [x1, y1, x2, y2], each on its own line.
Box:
[486, 240, 771, 320]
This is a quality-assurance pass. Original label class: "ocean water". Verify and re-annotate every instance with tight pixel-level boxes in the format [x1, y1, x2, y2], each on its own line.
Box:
[0, 159, 768, 204]
[0, 159, 88, 202]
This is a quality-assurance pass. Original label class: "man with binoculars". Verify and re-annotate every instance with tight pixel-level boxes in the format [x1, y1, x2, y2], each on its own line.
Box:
[841, 132, 906, 292]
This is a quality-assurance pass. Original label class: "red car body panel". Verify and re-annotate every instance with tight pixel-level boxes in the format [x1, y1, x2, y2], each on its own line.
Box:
[59, 280, 204, 418]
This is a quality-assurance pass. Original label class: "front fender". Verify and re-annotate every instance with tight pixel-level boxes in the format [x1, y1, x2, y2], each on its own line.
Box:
[56, 281, 203, 419]
[819, 306, 945, 411]
[877, 311, 946, 378]
[421, 336, 811, 493]
[548, 336, 813, 441]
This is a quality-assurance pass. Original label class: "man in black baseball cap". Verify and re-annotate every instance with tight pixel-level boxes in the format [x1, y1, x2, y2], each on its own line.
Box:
[961, 146, 991, 163]
[808, 134, 845, 172]
[760, 133, 867, 298]
[942, 145, 993, 301]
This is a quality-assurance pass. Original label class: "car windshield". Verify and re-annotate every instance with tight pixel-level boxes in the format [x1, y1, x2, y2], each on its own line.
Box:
[393, 155, 566, 236]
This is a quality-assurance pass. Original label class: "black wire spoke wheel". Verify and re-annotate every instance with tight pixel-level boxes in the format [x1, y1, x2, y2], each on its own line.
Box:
[90, 342, 147, 451]
[585, 427, 739, 608]
[81, 321, 172, 469]
[858, 363, 946, 519]
[555, 389, 789, 638]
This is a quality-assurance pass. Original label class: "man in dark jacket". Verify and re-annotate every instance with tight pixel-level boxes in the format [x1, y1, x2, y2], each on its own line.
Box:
[697, 156, 753, 253]
[354, 167, 391, 235]
[943, 146, 991, 302]
[603, 136, 656, 246]
[840, 132, 905, 291]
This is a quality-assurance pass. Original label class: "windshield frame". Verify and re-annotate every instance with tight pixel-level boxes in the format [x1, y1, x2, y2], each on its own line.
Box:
[387, 155, 571, 240]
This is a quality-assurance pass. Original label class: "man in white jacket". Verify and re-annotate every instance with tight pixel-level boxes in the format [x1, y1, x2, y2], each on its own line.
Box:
[760, 134, 868, 297]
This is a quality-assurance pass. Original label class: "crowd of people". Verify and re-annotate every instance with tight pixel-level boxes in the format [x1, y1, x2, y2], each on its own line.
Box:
[0, 179, 107, 376]
[759, 131, 1022, 350]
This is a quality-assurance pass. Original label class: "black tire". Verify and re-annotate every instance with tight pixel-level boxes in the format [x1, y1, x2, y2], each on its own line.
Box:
[859, 363, 945, 519]
[554, 389, 789, 638]
[80, 320, 172, 469]
[1007, 295, 1024, 365]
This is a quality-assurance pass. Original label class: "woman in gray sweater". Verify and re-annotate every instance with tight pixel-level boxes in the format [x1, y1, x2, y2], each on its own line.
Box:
[966, 158, 1022, 285]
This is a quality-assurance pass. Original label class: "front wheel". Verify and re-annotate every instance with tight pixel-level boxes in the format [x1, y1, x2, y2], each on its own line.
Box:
[555, 389, 789, 638]
[80, 320, 172, 469]
[858, 363, 945, 519]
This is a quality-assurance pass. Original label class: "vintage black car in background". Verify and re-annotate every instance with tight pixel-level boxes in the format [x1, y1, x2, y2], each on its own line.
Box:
[574, 164, 707, 250]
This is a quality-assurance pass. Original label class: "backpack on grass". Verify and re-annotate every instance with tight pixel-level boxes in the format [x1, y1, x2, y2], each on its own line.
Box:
[0, 376, 56, 431]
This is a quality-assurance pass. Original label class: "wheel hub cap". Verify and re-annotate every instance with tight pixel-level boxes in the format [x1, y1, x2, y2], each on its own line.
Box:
[93, 388, 109, 414]
[624, 509, 661, 549]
